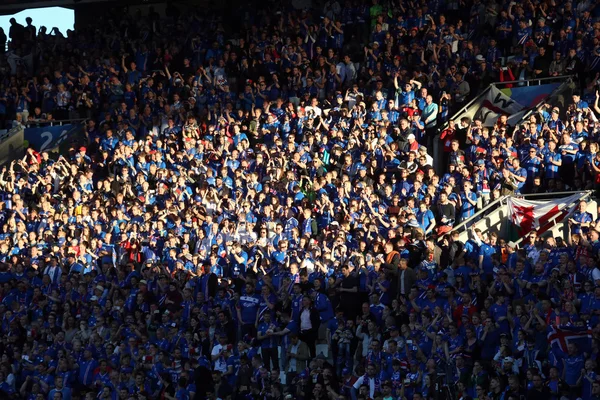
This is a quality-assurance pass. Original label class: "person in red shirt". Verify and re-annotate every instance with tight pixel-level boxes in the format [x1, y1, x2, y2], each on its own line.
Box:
[440, 120, 457, 170]
[407, 133, 419, 152]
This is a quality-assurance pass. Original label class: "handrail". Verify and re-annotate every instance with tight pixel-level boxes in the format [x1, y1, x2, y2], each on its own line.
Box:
[450, 195, 510, 234]
[491, 75, 573, 88]
[24, 118, 87, 128]
[517, 190, 593, 200]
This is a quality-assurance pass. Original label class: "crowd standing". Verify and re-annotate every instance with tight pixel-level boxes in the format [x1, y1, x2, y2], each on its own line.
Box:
[1, 0, 600, 400]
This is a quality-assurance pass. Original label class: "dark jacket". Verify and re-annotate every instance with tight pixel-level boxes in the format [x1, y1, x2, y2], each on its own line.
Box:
[297, 306, 321, 333]
[382, 250, 401, 297]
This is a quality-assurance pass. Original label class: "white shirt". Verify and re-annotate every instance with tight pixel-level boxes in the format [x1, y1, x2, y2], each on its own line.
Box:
[304, 105, 322, 118]
[56, 91, 71, 107]
[211, 343, 224, 358]
[300, 308, 312, 331]
[423, 153, 434, 166]
[288, 342, 300, 372]
[214, 356, 227, 373]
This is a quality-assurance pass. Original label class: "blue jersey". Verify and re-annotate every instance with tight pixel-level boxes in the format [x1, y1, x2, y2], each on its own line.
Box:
[524, 156, 542, 181]
[571, 211, 593, 234]
[478, 243, 496, 276]
[257, 321, 278, 348]
[238, 295, 260, 325]
[560, 143, 579, 164]
[544, 152, 561, 178]
[314, 292, 334, 322]
[416, 209, 435, 232]
[460, 192, 477, 219]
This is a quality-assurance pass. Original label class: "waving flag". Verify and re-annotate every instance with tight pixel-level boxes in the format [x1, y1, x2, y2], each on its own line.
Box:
[507, 194, 582, 237]
[474, 86, 528, 126]
[547, 325, 592, 353]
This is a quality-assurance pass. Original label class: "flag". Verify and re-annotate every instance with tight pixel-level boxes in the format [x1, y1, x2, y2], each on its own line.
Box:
[474, 85, 528, 126]
[547, 325, 592, 353]
[507, 194, 581, 237]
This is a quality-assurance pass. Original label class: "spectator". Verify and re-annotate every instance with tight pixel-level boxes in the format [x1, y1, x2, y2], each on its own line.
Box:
[0, 2, 599, 400]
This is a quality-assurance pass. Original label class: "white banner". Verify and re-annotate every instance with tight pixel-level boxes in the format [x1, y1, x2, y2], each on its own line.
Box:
[474, 85, 526, 126]
[507, 193, 581, 236]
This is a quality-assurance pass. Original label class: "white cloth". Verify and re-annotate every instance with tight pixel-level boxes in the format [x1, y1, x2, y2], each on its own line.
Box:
[353, 375, 376, 398]
[211, 343, 224, 357]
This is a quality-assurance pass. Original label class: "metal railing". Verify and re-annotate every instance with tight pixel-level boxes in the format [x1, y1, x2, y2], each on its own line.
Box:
[24, 118, 87, 128]
[450, 195, 510, 235]
[515, 190, 593, 201]
[492, 74, 573, 89]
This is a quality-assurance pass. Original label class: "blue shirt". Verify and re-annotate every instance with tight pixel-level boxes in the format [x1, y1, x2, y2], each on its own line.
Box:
[416, 209, 435, 232]
[238, 294, 260, 325]
[544, 152, 561, 178]
[572, 211, 593, 234]
[460, 192, 477, 219]
[560, 143, 579, 164]
[564, 354, 585, 385]
[524, 156, 542, 181]
[78, 359, 98, 386]
[257, 321, 278, 348]
[314, 292, 334, 322]
[479, 243, 496, 276]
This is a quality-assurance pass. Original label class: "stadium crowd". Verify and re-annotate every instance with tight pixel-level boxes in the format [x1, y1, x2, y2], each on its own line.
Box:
[0, 0, 600, 399]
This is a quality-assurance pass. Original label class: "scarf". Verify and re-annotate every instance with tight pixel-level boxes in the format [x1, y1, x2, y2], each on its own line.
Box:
[362, 373, 381, 396]
[385, 250, 399, 265]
